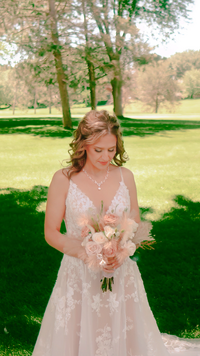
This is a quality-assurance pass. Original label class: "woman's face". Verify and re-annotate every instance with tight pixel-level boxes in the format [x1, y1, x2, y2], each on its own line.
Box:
[85, 133, 117, 170]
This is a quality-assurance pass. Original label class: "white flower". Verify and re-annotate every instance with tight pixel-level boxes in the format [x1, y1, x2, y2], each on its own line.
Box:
[104, 225, 115, 239]
[81, 234, 90, 247]
[120, 230, 132, 245]
[86, 224, 95, 235]
[81, 224, 96, 246]
[127, 219, 138, 233]
[92, 232, 107, 244]
[120, 220, 138, 244]
[124, 241, 136, 256]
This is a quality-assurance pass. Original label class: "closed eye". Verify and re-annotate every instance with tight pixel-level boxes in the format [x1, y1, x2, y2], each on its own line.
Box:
[94, 147, 116, 153]
[95, 149, 115, 153]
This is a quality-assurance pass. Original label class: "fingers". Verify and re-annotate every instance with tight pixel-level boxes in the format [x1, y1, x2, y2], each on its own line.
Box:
[103, 267, 115, 273]
[103, 263, 115, 273]
[103, 257, 121, 272]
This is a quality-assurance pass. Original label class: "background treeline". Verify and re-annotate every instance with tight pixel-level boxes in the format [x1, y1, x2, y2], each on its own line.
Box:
[1, 50, 199, 115]
[0, 0, 199, 126]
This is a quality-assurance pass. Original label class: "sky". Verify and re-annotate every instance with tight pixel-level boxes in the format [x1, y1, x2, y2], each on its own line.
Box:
[143, 0, 200, 58]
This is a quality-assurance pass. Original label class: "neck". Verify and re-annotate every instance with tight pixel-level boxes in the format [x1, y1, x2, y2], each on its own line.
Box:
[83, 163, 109, 177]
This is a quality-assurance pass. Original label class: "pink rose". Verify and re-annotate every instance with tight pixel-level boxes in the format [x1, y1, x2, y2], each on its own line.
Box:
[85, 241, 102, 256]
[92, 232, 107, 244]
[103, 240, 118, 258]
[103, 214, 119, 227]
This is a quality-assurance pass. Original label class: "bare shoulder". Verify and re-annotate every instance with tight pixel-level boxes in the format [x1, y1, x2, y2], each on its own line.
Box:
[50, 169, 70, 193]
[121, 167, 135, 184]
[110, 165, 135, 187]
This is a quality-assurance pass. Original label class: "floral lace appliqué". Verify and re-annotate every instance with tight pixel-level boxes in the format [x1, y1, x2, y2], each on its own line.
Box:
[91, 293, 103, 317]
[106, 293, 119, 316]
[95, 325, 113, 356]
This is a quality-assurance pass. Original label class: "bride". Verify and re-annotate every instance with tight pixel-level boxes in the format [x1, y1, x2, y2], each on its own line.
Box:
[32, 110, 200, 356]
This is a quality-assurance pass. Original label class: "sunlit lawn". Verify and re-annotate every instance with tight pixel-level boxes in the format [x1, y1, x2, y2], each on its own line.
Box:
[1, 98, 200, 119]
[124, 98, 200, 117]
[0, 118, 200, 355]
[1, 130, 200, 220]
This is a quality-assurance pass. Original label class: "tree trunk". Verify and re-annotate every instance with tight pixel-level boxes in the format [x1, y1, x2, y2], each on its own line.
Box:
[111, 63, 123, 117]
[12, 81, 17, 115]
[12, 99, 15, 115]
[155, 95, 159, 113]
[49, 0, 72, 129]
[82, 0, 96, 110]
[87, 59, 96, 110]
[49, 85, 52, 114]
[34, 87, 37, 114]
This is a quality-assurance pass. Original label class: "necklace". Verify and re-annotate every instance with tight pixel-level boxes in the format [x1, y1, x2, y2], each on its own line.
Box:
[83, 166, 109, 190]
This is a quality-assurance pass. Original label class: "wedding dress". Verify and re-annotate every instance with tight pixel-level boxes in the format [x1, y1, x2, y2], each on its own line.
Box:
[32, 169, 200, 356]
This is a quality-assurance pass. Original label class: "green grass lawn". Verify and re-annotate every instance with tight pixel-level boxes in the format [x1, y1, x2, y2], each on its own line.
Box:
[0, 105, 111, 118]
[0, 116, 200, 355]
[1, 98, 200, 119]
[124, 98, 200, 117]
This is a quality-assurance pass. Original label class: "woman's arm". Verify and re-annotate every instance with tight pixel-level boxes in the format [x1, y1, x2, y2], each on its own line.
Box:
[123, 168, 153, 250]
[44, 170, 86, 259]
[122, 167, 141, 223]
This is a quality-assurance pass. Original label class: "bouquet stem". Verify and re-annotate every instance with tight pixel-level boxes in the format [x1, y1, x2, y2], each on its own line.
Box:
[101, 277, 114, 292]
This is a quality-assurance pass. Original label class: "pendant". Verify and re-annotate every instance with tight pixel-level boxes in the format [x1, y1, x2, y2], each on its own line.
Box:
[98, 187, 101, 190]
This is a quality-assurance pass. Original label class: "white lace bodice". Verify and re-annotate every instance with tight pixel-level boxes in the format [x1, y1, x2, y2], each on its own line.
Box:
[65, 176, 131, 238]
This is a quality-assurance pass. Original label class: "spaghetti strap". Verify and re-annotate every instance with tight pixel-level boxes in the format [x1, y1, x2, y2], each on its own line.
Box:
[119, 167, 124, 183]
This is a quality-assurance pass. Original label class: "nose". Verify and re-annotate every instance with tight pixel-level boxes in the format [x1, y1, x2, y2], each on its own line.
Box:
[102, 150, 109, 161]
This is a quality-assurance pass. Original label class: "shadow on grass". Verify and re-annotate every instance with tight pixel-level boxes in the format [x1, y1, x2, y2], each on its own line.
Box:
[0, 188, 199, 353]
[135, 195, 200, 336]
[0, 117, 200, 138]
[0, 186, 65, 354]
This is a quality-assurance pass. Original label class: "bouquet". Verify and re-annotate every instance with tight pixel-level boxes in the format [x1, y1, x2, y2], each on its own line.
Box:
[78, 202, 154, 292]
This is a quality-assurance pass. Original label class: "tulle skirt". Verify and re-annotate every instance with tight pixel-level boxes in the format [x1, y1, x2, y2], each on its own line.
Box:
[32, 255, 200, 356]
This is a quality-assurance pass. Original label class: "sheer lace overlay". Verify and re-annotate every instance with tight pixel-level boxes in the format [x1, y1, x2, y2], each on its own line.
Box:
[32, 172, 200, 356]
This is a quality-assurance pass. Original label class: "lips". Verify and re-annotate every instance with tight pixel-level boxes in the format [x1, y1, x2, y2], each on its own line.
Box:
[99, 161, 108, 165]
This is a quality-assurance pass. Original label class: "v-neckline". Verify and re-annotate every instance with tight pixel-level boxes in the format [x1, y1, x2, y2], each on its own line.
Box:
[69, 179, 126, 213]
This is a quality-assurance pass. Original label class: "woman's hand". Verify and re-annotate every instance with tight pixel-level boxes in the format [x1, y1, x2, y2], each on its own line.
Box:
[102, 255, 123, 273]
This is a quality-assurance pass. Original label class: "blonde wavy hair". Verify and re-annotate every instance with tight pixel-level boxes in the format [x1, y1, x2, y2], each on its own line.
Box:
[64, 110, 128, 178]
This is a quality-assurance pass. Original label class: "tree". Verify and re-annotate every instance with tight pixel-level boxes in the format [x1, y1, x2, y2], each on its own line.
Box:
[85, 0, 194, 116]
[183, 69, 200, 98]
[68, 0, 109, 110]
[0, 0, 195, 118]
[81, 0, 96, 110]
[0, 42, 9, 61]
[136, 61, 181, 113]
[0, 0, 72, 128]
[48, 0, 72, 127]
[0, 65, 33, 113]
[168, 50, 200, 78]
[0, 66, 12, 109]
